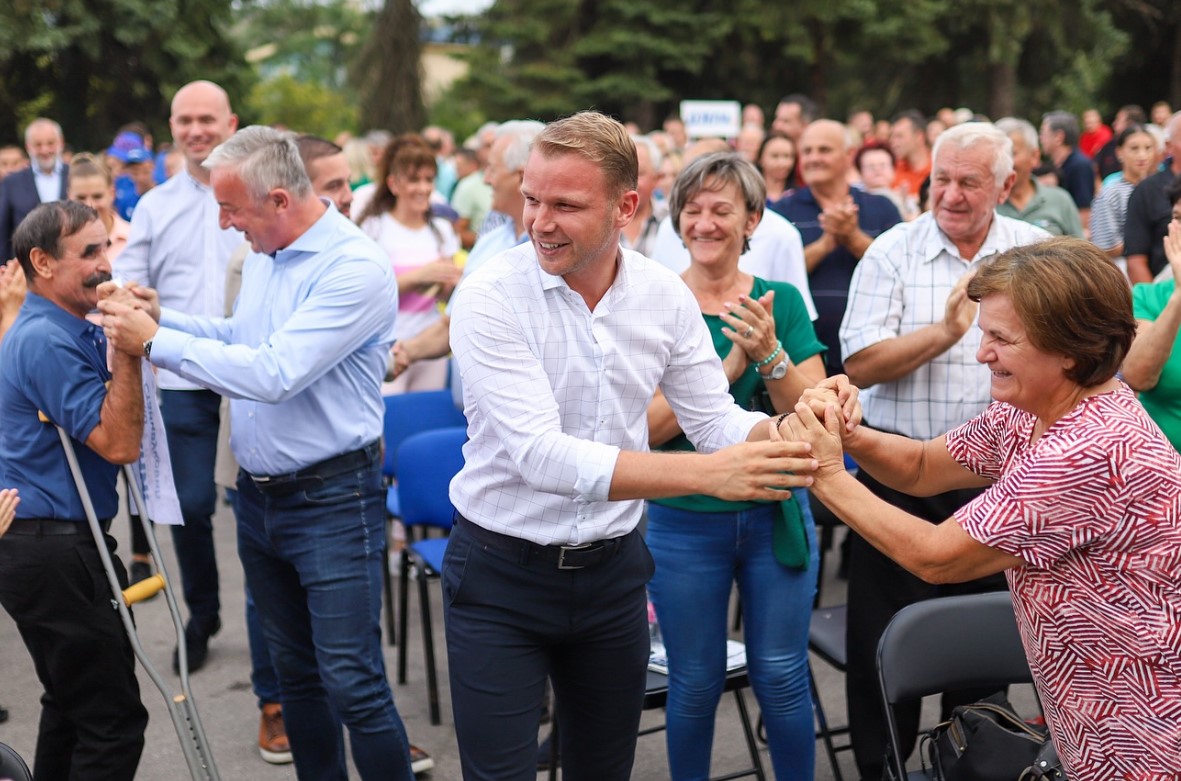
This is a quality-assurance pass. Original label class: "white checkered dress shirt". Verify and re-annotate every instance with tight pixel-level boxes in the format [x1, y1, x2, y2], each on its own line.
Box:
[449, 245, 766, 546]
[840, 211, 1049, 440]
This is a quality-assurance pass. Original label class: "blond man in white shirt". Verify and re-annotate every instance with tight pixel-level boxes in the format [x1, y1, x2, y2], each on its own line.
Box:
[446, 111, 816, 781]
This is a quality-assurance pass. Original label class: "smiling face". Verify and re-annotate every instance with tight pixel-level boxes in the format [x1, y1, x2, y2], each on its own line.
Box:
[679, 178, 760, 270]
[976, 294, 1073, 415]
[388, 164, 435, 223]
[521, 149, 631, 284]
[34, 218, 112, 318]
[930, 142, 1012, 256]
[170, 82, 238, 174]
[25, 121, 63, 173]
[68, 174, 115, 218]
[799, 121, 846, 188]
[211, 167, 279, 254]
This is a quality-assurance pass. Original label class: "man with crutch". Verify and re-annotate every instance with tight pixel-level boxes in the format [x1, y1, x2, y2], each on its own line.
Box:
[0, 200, 148, 781]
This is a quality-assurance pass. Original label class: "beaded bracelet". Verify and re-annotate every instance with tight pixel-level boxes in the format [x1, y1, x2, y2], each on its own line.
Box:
[755, 340, 783, 368]
[774, 411, 791, 433]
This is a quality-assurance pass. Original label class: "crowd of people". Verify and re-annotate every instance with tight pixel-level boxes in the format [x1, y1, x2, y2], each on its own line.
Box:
[0, 86, 1179, 781]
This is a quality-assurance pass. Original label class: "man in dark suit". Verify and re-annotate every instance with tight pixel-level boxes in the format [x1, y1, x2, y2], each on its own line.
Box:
[0, 118, 68, 260]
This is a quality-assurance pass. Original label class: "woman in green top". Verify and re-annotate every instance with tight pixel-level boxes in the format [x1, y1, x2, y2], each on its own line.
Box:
[645, 152, 826, 781]
[1124, 193, 1181, 449]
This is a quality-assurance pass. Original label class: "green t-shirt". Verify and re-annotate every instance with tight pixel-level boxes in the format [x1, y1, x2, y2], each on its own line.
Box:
[1132, 280, 1181, 450]
[652, 276, 826, 512]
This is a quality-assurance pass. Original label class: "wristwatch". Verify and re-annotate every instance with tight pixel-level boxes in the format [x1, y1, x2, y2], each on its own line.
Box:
[142, 339, 153, 360]
[760, 354, 790, 381]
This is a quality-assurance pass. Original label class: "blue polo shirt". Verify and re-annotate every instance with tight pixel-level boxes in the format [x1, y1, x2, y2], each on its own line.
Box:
[771, 186, 901, 375]
[0, 292, 119, 521]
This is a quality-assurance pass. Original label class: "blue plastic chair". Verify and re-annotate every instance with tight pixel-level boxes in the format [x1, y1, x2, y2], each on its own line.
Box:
[382, 390, 467, 518]
[380, 391, 467, 645]
[395, 426, 467, 725]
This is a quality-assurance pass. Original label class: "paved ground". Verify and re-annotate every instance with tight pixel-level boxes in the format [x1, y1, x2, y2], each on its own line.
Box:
[0, 496, 1035, 780]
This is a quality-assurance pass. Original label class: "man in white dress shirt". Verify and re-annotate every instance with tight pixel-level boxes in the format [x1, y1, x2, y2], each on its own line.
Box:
[445, 111, 818, 781]
[114, 80, 241, 674]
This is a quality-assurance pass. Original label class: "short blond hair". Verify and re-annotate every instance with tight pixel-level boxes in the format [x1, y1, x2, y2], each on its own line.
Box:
[534, 111, 638, 197]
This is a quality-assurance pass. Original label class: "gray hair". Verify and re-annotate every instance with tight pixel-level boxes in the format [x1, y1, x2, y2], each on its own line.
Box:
[1042, 110, 1080, 148]
[995, 117, 1038, 154]
[495, 120, 545, 174]
[25, 118, 63, 146]
[669, 151, 765, 252]
[203, 125, 312, 201]
[931, 122, 1013, 186]
[631, 134, 664, 172]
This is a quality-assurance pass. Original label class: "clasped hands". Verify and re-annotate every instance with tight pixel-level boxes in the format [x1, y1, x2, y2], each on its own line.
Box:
[771, 375, 863, 481]
[95, 281, 161, 358]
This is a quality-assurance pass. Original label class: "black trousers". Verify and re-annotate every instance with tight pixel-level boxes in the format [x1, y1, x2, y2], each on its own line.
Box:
[443, 518, 654, 781]
[845, 468, 1007, 781]
[0, 528, 148, 781]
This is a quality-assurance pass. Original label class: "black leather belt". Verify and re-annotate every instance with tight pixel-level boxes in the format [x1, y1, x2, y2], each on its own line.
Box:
[456, 514, 631, 570]
[248, 440, 381, 496]
[6, 518, 110, 536]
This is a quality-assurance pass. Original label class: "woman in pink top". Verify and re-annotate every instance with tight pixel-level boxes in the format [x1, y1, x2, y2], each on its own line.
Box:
[67, 153, 131, 260]
[782, 237, 1181, 780]
[356, 135, 461, 393]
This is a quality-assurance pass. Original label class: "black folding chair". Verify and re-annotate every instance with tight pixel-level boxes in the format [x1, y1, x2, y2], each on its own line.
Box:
[876, 591, 1034, 781]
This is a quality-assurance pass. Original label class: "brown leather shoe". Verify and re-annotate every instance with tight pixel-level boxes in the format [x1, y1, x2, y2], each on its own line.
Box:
[258, 702, 293, 764]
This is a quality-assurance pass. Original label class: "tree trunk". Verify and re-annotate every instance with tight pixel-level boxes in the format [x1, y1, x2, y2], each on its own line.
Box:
[988, 60, 1016, 119]
[1171, 21, 1181, 110]
[354, 0, 425, 134]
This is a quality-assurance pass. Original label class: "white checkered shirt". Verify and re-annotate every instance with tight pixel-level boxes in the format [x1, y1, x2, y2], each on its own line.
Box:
[840, 211, 1049, 440]
[449, 245, 766, 546]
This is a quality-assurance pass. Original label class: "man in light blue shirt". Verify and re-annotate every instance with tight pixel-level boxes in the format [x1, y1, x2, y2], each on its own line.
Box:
[99, 126, 413, 781]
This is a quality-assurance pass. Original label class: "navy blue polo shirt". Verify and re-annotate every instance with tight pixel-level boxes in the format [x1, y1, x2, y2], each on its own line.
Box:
[770, 186, 901, 375]
[0, 292, 120, 521]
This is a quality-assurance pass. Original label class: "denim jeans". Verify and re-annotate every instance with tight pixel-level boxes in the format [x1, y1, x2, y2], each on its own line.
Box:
[234, 455, 413, 781]
[646, 499, 819, 781]
[226, 488, 281, 708]
[159, 389, 221, 623]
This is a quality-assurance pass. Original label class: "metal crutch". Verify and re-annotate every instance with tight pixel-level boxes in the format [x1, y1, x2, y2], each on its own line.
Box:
[42, 413, 221, 781]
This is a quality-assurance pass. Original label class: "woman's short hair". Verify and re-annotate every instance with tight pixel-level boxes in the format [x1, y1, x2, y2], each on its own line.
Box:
[668, 152, 765, 253]
[533, 112, 637, 198]
[203, 125, 312, 201]
[967, 237, 1136, 387]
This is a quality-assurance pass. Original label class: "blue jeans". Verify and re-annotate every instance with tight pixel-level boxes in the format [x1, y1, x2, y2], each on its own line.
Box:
[234, 455, 412, 781]
[159, 389, 221, 623]
[646, 499, 819, 781]
[226, 488, 282, 707]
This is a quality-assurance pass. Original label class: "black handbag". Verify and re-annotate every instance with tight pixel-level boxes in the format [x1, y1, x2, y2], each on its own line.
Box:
[919, 691, 1050, 781]
[1019, 740, 1068, 781]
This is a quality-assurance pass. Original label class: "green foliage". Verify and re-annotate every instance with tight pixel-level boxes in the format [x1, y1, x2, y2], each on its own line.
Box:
[444, 0, 1144, 131]
[245, 73, 358, 138]
[0, 0, 251, 150]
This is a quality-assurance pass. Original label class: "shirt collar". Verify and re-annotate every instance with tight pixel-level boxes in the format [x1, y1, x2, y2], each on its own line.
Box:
[920, 210, 1006, 265]
[22, 291, 95, 338]
[537, 247, 629, 304]
[272, 200, 338, 261]
[32, 159, 63, 179]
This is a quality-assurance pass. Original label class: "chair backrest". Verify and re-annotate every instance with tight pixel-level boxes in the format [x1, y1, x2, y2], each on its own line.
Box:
[396, 426, 467, 531]
[382, 390, 467, 478]
[0, 742, 32, 781]
[876, 590, 1033, 779]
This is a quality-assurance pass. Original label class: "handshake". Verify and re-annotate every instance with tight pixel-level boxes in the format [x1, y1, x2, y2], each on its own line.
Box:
[95, 280, 162, 358]
[701, 376, 864, 504]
